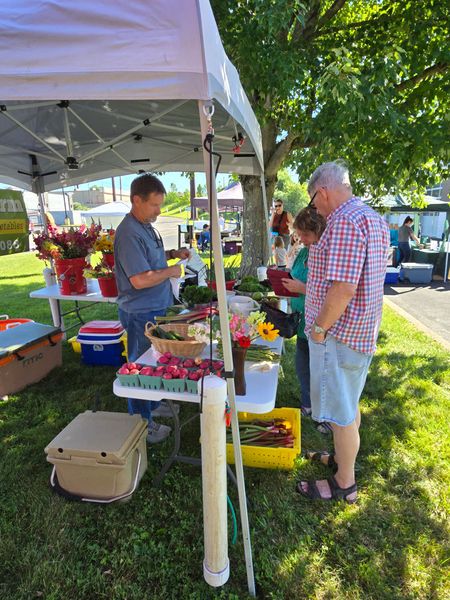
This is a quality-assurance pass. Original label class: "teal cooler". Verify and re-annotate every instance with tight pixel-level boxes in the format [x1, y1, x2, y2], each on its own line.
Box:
[0, 322, 63, 396]
[77, 320, 125, 366]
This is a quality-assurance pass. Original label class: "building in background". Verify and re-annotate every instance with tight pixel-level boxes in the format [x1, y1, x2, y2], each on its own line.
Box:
[72, 187, 129, 207]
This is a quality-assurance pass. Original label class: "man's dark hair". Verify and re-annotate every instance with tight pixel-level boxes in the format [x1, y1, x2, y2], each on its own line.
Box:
[403, 216, 413, 225]
[130, 173, 166, 202]
[203, 224, 209, 230]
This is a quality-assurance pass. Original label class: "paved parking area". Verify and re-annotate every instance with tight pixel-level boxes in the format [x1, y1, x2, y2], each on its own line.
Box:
[384, 281, 450, 350]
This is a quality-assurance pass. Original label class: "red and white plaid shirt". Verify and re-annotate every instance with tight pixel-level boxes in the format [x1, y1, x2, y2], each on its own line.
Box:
[305, 197, 390, 354]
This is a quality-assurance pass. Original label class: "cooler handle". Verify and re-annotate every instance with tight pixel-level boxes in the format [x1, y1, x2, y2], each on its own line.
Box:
[50, 448, 142, 504]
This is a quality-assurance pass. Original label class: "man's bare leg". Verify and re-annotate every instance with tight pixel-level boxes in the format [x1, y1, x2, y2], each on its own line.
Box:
[332, 417, 359, 491]
[299, 409, 360, 501]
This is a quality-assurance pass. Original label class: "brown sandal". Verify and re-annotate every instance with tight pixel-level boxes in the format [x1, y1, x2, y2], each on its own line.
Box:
[304, 450, 337, 471]
[296, 475, 357, 504]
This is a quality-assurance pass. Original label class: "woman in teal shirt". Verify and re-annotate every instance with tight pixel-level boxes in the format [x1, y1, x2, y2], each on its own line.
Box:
[282, 207, 326, 418]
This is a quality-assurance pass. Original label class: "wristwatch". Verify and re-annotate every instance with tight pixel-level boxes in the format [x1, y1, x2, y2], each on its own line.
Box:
[313, 321, 327, 335]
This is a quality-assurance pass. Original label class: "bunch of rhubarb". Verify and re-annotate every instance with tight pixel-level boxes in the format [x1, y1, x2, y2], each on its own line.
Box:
[155, 307, 219, 324]
[226, 419, 294, 448]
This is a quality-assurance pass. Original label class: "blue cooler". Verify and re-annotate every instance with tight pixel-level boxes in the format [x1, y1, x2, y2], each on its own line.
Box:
[385, 267, 400, 285]
[77, 321, 125, 366]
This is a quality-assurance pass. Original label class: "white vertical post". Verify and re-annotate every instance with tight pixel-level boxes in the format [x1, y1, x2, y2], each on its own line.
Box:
[201, 375, 229, 587]
[444, 230, 449, 283]
[198, 100, 256, 597]
[43, 267, 64, 333]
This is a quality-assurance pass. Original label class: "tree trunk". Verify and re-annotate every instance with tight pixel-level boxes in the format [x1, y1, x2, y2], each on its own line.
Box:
[239, 175, 271, 276]
[239, 116, 298, 275]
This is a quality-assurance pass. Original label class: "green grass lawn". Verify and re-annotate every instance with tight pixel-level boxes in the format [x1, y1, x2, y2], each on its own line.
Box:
[0, 253, 449, 599]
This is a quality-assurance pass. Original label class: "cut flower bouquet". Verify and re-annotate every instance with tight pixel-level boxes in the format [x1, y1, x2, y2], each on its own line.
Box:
[94, 229, 115, 254]
[229, 310, 279, 348]
[34, 223, 102, 261]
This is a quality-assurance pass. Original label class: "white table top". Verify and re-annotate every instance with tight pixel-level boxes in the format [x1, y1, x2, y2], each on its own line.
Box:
[30, 281, 117, 303]
[113, 335, 283, 414]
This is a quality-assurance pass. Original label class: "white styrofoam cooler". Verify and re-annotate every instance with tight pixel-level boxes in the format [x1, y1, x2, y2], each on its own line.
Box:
[400, 263, 433, 284]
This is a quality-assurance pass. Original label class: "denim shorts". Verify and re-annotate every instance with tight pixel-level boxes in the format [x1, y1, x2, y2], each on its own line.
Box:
[308, 335, 372, 426]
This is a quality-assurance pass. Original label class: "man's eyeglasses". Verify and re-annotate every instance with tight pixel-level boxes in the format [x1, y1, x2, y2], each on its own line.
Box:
[308, 191, 318, 208]
[274, 204, 282, 208]
[146, 224, 163, 248]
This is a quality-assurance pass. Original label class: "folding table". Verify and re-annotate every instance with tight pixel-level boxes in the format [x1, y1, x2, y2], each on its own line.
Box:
[113, 335, 284, 487]
[30, 280, 117, 336]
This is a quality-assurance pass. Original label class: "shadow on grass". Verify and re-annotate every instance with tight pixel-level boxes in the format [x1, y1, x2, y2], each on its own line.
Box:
[0, 273, 40, 281]
[0, 320, 448, 598]
[248, 334, 449, 598]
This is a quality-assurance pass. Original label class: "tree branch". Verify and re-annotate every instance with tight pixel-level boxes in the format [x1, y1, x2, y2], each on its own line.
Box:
[395, 62, 449, 92]
[317, 0, 347, 29]
[265, 132, 299, 176]
[292, 0, 321, 43]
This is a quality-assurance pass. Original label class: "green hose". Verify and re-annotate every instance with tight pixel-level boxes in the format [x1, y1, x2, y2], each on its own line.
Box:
[227, 495, 238, 545]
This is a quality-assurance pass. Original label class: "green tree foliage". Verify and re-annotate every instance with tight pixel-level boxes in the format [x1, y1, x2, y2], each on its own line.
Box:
[275, 169, 309, 215]
[162, 190, 190, 213]
[72, 201, 89, 211]
[213, 0, 449, 192]
[196, 184, 205, 197]
[211, 0, 450, 269]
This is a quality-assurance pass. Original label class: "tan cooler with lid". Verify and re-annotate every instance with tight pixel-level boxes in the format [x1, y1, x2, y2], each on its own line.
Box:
[45, 411, 148, 503]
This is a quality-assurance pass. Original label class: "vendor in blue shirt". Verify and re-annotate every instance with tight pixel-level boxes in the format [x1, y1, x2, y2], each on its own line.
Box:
[114, 173, 190, 444]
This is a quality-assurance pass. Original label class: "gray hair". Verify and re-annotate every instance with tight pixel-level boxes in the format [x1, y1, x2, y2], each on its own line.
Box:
[308, 161, 351, 194]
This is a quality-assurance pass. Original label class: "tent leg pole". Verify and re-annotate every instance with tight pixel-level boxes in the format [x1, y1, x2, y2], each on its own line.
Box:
[198, 101, 256, 597]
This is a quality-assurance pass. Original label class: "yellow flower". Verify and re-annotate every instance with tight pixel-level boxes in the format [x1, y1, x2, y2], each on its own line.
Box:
[257, 321, 279, 342]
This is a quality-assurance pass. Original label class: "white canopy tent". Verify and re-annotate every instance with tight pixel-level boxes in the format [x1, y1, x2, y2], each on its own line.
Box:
[0, 0, 267, 594]
[81, 202, 131, 230]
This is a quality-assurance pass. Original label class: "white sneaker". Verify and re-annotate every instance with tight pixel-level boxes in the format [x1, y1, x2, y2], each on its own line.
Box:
[146, 421, 172, 444]
[152, 401, 180, 418]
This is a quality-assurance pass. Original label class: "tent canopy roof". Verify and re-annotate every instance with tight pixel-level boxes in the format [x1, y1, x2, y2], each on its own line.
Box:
[370, 194, 450, 213]
[80, 202, 131, 218]
[193, 181, 243, 210]
[0, 0, 263, 192]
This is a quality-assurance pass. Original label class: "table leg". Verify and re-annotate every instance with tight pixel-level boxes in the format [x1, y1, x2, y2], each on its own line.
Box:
[151, 400, 240, 491]
[152, 398, 182, 487]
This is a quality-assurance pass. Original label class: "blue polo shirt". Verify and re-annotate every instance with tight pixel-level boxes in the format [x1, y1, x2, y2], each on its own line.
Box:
[114, 213, 173, 313]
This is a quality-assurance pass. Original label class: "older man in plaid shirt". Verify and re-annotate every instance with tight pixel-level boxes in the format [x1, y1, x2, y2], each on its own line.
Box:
[297, 161, 390, 504]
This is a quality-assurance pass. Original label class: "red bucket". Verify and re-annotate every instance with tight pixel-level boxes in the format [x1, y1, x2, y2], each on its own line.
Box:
[207, 280, 236, 291]
[103, 253, 115, 268]
[98, 276, 118, 297]
[55, 258, 87, 295]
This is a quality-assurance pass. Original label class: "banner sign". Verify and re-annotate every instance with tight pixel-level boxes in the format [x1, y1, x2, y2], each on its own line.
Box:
[0, 190, 30, 255]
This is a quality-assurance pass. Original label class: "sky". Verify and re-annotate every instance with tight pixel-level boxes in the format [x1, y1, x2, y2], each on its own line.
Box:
[0, 169, 299, 196]
[0, 171, 237, 195]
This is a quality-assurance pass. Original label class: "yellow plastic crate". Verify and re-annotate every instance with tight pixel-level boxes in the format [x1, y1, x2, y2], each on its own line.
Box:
[121, 333, 128, 361]
[226, 407, 301, 470]
[68, 336, 81, 353]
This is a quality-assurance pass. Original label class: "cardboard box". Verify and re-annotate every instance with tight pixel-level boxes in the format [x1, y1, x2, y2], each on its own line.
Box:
[0, 322, 62, 396]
